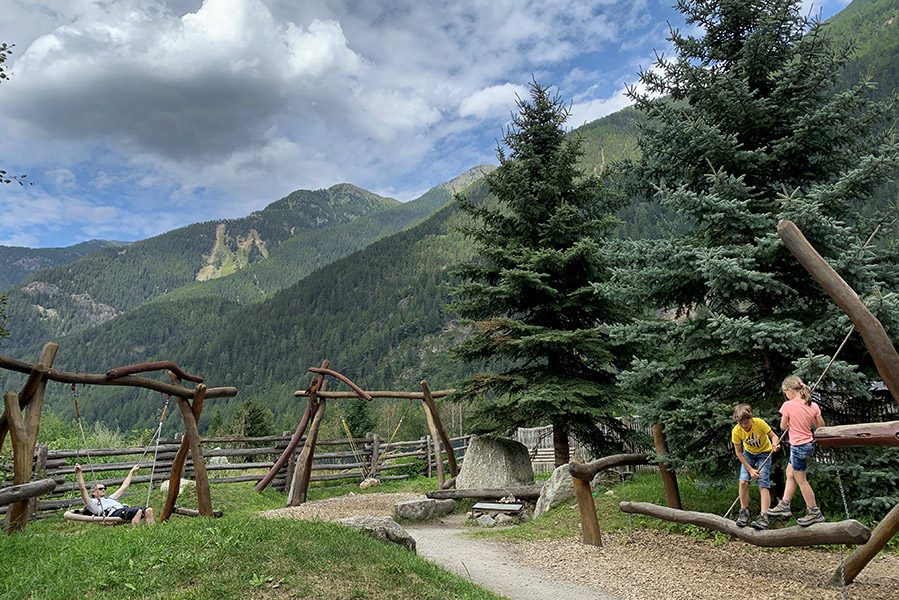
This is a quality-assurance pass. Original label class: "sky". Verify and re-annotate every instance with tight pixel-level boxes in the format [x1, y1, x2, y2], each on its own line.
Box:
[0, 0, 849, 248]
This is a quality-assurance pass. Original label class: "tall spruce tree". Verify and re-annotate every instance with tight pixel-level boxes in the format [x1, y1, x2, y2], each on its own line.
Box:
[620, 0, 899, 498]
[450, 81, 633, 466]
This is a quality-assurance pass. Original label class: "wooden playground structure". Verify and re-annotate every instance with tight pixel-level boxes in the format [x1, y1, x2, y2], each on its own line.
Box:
[570, 220, 899, 588]
[0, 348, 237, 533]
[255, 360, 459, 505]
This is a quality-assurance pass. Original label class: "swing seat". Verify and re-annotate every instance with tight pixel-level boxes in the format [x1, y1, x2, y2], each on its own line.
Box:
[64, 508, 127, 525]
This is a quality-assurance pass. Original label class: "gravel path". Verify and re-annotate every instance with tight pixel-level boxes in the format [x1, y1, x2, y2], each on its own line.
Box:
[261, 492, 899, 600]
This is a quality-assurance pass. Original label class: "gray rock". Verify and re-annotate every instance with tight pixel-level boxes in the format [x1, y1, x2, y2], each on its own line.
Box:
[476, 514, 496, 527]
[495, 513, 515, 525]
[434, 499, 455, 516]
[456, 435, 534, 489]
[394, 499, 437, 521]
[533, 464, 576, 518]
[335, 515, 416, 552]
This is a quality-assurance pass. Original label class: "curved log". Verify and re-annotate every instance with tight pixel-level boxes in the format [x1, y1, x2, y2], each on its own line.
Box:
[0, 353, 235, 400]
[777, 220, 899, 405]
[306, 367, 372, 401]
[619, 501, 871, 547]
[568, 453, 650, 481]
[814, 421, 899, 448]
[0, 478, 56, 506]
[294, 389, 455, 399]
[106, 361, 203, 383]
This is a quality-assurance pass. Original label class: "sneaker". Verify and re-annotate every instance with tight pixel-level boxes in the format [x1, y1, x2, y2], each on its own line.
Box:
[735, 507, 751, 528]
[766, 500, 792, 519]
[750, 513, 769, 530]
[798, 507, 825, 527]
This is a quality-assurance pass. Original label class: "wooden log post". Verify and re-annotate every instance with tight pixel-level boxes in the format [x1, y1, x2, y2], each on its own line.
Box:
[3, 342, 57, 534]
[568, 453, 651, 547]
[173, 381, 212, 516]
[573, 476, 602, 546]
[829, 501, 899, 586]
[620, 501, 871, 547]
[778, 220, 899, 407]
[653, 423, 681, 509]
[255, 397, 315, 492]
[161, 381, 207, 521]
[369, 433, 380, 477]
[421, 381, 458, 478]
[287, 397, 327, 506]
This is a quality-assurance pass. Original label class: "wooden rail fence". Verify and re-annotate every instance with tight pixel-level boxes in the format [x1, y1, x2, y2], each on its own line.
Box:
[1, 433, 470, 517]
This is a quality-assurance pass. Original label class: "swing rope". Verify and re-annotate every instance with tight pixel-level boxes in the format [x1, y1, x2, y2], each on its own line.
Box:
[341, 398, 415, 482]
[136, 397, 171, 506]
[72, 384, 98, 481]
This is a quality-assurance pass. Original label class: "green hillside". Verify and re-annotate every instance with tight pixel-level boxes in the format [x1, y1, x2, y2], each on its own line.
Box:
[30, 182, 490, 435]
[1, 184, 400, 356]
[0, 240, 126, 292]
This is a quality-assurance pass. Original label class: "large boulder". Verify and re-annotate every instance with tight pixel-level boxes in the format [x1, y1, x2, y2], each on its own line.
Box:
[456, 435, 534, 489]
[394, 498, 455, 522]
[533, 464, 576, 518]
[335, 515, 416, 552]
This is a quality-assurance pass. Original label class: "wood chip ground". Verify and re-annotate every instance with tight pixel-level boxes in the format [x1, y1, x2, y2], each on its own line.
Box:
[261, 492, 899, 600]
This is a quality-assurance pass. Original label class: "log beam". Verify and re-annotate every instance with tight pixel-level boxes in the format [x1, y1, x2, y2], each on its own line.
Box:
[778, 220, 899, 405]
[829, 501, 899, 586]
[619, 501, 871, 547]
[294, 389, 456, 399]
[106, 361, 203, 383]
[568, 453, 650, 481]
[426, 485, 543, 501]
[0, 479, 57, 506]
[421, 380, 458, 478]
[161, 379, 206, 521]
[814, 421, 899, 448]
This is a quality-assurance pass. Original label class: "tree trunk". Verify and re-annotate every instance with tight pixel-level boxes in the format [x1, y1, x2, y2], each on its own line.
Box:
[552, 417, 570, 468]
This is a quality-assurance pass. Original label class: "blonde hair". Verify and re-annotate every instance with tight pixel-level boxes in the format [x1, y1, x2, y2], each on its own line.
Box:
[782, 375, 812, 405]
[733, 403, 753, 422]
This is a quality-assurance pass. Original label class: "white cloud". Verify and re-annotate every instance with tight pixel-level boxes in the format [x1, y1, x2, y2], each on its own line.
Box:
[459, 84, 529, 120]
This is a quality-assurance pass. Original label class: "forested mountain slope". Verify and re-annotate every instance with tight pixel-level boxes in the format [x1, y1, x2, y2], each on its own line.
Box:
[0, 240, 126, 292]
[35, 181, 491, 433]
[1, 185, 399, 356]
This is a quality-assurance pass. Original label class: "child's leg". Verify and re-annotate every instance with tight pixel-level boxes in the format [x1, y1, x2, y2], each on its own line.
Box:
[781, 463, 797, 503]
[760, 487, 771, 513]
[793, 469, 817, 509]
[739, 480, 750, 508]
[144, 507, 155, 526]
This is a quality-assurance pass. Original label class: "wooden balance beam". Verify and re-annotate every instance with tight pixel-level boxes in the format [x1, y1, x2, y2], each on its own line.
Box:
[619, 501, 871, 547]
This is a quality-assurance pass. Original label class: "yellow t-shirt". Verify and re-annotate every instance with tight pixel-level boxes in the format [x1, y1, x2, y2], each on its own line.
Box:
[731, 418, 773, 454]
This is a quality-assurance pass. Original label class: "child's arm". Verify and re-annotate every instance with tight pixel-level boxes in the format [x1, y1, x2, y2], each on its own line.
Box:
[780, 414, 790, 431]
[734, 442, 759, 479]
[814, 413, 825, 428]
[767, 429, 781, 452]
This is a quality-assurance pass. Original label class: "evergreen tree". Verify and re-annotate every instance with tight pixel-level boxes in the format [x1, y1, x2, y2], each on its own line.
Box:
[450, 81, 634, 465]
[343, 397, 375, 438]
[620, 0, 899, 493]
[230, 397, 276, 438]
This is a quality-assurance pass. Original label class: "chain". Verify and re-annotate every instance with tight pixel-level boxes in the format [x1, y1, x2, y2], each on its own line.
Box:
[621, 470, 634, 544]
[835, 465, 851, 600]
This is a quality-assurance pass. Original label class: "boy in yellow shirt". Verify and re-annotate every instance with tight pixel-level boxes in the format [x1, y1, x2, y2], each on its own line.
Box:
[732, 403, 780, 529]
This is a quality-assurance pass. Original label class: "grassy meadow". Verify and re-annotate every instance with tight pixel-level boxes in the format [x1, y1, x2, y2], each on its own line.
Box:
[2, 471, 896, 600]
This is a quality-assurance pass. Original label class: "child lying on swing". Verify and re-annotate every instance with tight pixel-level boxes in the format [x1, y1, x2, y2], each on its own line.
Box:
[75, 463, 155, 527]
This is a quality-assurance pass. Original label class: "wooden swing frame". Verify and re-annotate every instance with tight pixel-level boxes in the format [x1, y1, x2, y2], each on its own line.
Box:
[255, 360, 458, 506]
[0, 345, 237, 533]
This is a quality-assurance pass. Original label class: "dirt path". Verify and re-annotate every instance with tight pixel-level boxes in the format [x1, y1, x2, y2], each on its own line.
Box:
[408, 515, 622, 600]
[262, 492, 899, 600]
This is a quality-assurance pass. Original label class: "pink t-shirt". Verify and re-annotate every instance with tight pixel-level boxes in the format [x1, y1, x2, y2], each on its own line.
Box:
[779, 398, 821, 445]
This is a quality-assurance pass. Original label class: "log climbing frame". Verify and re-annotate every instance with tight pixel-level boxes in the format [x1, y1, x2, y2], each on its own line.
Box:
[0, 344, 237, 533]
[568, 222, 899, 585]
[255, 360, 458, 506]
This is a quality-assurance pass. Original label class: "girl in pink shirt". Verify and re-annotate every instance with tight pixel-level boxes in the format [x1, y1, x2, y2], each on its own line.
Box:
[766, 376, 826, 526]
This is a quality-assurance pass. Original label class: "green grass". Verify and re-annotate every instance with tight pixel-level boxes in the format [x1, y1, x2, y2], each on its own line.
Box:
[0, 479, 502, 600]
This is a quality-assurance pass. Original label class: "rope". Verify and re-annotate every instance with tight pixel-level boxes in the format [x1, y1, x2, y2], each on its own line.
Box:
[144, 398, 171, 506]
[71, 384, 97, 481]
[341, 417, 370, 480]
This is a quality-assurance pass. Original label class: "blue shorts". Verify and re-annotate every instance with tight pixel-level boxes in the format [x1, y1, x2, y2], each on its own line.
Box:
[739, 450, 771, 488]
[789, 441, 816, 471]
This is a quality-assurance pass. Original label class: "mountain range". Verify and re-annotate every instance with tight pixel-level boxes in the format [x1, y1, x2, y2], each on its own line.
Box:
[0, 0, 896, 436]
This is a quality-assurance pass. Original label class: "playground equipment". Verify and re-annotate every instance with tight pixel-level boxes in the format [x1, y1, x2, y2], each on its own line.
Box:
[0, 345, 237, 533]
[570, 221, 899, 589]
[255, 360, 458, 506]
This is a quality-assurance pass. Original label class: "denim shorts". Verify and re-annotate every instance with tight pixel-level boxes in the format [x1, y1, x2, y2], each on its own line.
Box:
[789, 441, 816, 471]
[739, 450, 771, 488]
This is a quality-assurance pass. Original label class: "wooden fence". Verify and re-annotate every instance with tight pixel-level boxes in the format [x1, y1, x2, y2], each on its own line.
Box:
[0, 433, 470, 516]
